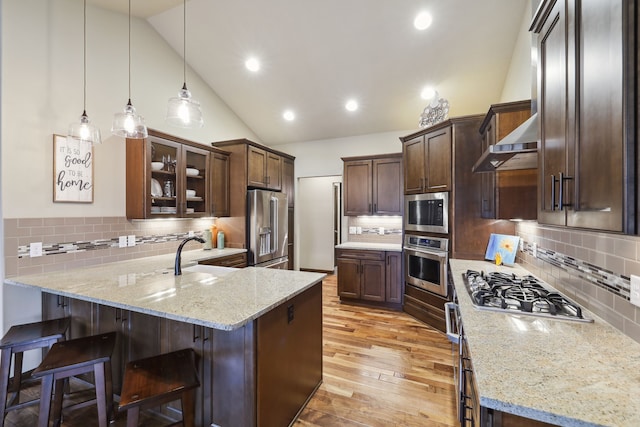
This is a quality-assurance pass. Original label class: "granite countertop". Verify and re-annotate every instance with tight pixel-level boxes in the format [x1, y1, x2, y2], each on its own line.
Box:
[4, 249, 325, 332]
[335, 241, 402, 252]
[449, 259, 640, 427]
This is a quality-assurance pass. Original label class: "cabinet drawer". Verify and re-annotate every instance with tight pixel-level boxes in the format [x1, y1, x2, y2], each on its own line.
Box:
[335, 249, 385, 261]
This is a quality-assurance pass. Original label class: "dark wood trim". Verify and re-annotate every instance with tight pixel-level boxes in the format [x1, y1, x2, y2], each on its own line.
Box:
[212, 138, 296, 160]
[340, 152, 402, 162]
[479, 99, 532, 133]
[399, 114, 485, 142]
[147, 128, 229, 155]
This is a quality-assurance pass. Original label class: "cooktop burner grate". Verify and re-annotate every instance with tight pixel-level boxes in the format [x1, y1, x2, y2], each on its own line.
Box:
[463, 270, 593, 323]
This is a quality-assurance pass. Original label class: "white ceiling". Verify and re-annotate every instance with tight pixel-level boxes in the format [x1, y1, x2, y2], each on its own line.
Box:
[89, 0, 528, 145]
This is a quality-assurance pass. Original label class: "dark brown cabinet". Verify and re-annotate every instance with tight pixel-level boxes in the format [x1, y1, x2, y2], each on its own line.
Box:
[531, 0, 633, 232]
[247, 145, 282, 190]
[478, 100, 537, 220]
[126, 129, 230, 220]
[336, 248, 402, 307]
[210, 151, 230, 217]
[282, 157, 295, 270]
[342, 154, 402, 216]
[198, 252, 248, 268]
[402, 127, 451, 194]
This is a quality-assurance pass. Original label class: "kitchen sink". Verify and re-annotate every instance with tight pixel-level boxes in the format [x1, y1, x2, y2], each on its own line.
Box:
[182, 264, 237, 276]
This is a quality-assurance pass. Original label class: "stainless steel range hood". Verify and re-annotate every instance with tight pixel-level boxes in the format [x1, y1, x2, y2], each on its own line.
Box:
[472, 113, 538, 173]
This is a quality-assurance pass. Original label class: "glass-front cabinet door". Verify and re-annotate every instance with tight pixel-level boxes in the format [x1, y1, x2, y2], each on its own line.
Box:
[182, 146, 210, 218]
[150, 139, 180, 217]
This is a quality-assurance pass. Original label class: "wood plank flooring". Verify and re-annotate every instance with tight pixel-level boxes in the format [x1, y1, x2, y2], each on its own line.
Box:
[294, 274, 458, 427]
[2, 274, 458, 426]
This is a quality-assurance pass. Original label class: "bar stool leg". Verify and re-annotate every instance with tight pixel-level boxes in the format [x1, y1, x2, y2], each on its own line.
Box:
[37, 374, 54, 427]
[94, 362, 109, 427]
[182, 389, 196, 427]
[126, 406, 140, 427]
[0, 349, 12, 427]
[11, 351, 23, 405]
[51, 377, 65, 427]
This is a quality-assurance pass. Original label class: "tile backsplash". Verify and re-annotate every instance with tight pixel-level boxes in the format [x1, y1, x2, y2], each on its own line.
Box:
[515, 221, 640, 343]
[345, 216, 402, 244]
[4, 217, 223, 277]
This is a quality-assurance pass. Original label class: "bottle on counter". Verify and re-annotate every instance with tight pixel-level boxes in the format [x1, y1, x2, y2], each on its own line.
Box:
[203, 229, 212, 250]
[210, 224, 217, 249]
[217, 230, 225, 249]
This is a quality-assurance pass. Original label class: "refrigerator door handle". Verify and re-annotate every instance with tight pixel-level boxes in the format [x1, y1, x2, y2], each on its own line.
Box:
[270, 196, 278, 254]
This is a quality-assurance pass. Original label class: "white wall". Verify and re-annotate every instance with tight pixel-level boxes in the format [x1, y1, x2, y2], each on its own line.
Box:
[1, 0, 259, 219]
[500, 0, 533, 103]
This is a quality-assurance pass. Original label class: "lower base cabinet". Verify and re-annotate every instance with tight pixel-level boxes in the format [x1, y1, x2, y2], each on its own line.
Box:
[41, 280, 323, 427]
[336, 248, 402, 308]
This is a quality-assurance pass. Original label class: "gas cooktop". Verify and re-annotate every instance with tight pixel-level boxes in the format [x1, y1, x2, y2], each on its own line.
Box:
[463, 270, 593, 323]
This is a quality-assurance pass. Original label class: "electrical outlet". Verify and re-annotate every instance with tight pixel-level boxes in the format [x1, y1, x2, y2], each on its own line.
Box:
[630, 275, 640, 308]
[127, 235, 136, 247]
[188, 230, 195, 237]
[356, 227, 362, 235]
[119, 236, 127, 248]
[30, 242, 43, 257]
[378, 227, 385, 235]
[532, 242, 538, 258]
[348, 227, 357, 234]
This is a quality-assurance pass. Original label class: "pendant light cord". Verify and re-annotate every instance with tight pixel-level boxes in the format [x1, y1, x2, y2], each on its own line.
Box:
[83, 0, 87, 114]
[128, 0, 132, 101]
[183, 0, 187, 84]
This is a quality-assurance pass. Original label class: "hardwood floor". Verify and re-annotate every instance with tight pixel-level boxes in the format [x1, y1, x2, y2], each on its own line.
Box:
[2, 274, 458, 426]
[294, 274, 458, 427]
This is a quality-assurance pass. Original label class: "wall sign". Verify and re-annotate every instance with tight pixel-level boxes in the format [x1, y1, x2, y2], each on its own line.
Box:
[53, 134, 94, 203]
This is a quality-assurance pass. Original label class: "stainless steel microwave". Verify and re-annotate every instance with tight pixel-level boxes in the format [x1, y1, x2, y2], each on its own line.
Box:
[404, 192, 449, 234]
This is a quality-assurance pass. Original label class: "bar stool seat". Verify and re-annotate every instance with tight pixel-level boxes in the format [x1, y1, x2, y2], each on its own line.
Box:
[32, 331, 116, 427]
[0, 317, 70, 427]
[118, 348, 200, 427]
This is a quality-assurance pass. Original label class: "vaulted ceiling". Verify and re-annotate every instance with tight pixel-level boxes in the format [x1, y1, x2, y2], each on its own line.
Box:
[89, 0, 528, 145]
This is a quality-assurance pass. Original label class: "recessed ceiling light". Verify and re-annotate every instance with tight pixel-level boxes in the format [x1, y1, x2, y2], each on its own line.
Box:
[345, 99, 358, 112]
[421, 86, 436, 100]
[414, 11, 433, 30]
[283, 110, 295, 121]
[245, 57, 260, 72]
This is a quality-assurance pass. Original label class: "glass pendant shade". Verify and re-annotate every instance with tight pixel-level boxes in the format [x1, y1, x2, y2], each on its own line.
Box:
[166, 83, 204, 128]
[69, 111, 101, 144]
[111, 99, 148, 138]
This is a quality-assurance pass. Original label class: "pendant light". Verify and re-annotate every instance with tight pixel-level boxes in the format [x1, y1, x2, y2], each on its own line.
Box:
[68, 0, 101, 145]
[165, 0, 204, 128]
[111, 0, 148, 139]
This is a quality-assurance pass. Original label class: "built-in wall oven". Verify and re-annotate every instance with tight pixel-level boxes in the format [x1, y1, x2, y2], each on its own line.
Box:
[403, 233, 449, 297]
[404, 192, 449, 234]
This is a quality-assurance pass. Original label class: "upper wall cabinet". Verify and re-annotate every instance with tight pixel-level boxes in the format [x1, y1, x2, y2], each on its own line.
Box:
[247, 145, 282, 191]
[126, 129, 230, 220]
[402, 127, 451, 194]
[532, 0, 634, 233]
[342, 154, 403, 216]
[478, 100, 537, 220]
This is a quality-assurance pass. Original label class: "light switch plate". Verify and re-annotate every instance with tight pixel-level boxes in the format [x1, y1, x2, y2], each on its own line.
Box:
[118, 236, 127, 248]
[630, 275, 640, 308]
[30, 242, 42, 257]
[127, 235, 136, 247]
[348, 227, 357, 234]
[188, 230, 195, 237]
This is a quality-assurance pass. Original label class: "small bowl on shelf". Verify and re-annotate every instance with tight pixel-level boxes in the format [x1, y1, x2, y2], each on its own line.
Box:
[186, 208, 195, 214]
[186, 189, 196, 198]
[186, 168, 199, 177]
[151, 162, 164, 171]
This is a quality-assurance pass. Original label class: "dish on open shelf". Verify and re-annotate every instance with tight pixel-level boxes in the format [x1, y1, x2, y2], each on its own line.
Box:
[186, 168, 199, 177]
[151, 179, 163, 197]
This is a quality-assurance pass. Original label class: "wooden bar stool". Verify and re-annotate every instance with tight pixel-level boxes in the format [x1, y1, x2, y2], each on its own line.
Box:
[118, 348, 200, 427]
[32, 331, 116, 427]
[0, 317, 70, 427]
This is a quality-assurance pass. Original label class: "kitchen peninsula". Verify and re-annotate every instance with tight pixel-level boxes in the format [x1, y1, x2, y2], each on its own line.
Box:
[4, 249, 325, 427]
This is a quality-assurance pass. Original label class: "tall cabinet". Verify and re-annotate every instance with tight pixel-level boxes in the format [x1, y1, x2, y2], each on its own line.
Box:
[212, 139, 296, 269]
[531, 0, 634, 233]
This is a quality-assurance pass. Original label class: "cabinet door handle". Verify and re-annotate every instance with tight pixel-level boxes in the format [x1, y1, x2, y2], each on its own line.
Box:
[193, 324, 200, 343]
[373, 203, 377, 212]
[430, 184, 447, 189]
[559, 172, 573, 210]
[369, 203, 372, 212]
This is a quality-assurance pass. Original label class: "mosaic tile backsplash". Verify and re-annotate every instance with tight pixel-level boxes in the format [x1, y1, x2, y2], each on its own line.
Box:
[515, 221, 640, 344]
[345, 216, 402, 244]
[4, 217, 221, 277]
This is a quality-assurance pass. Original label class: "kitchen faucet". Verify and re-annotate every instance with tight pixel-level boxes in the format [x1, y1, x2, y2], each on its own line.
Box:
[174, 236, 205, 275]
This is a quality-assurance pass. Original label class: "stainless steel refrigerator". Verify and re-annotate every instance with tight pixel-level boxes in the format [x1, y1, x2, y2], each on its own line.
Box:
[247, 189, 288, 268]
